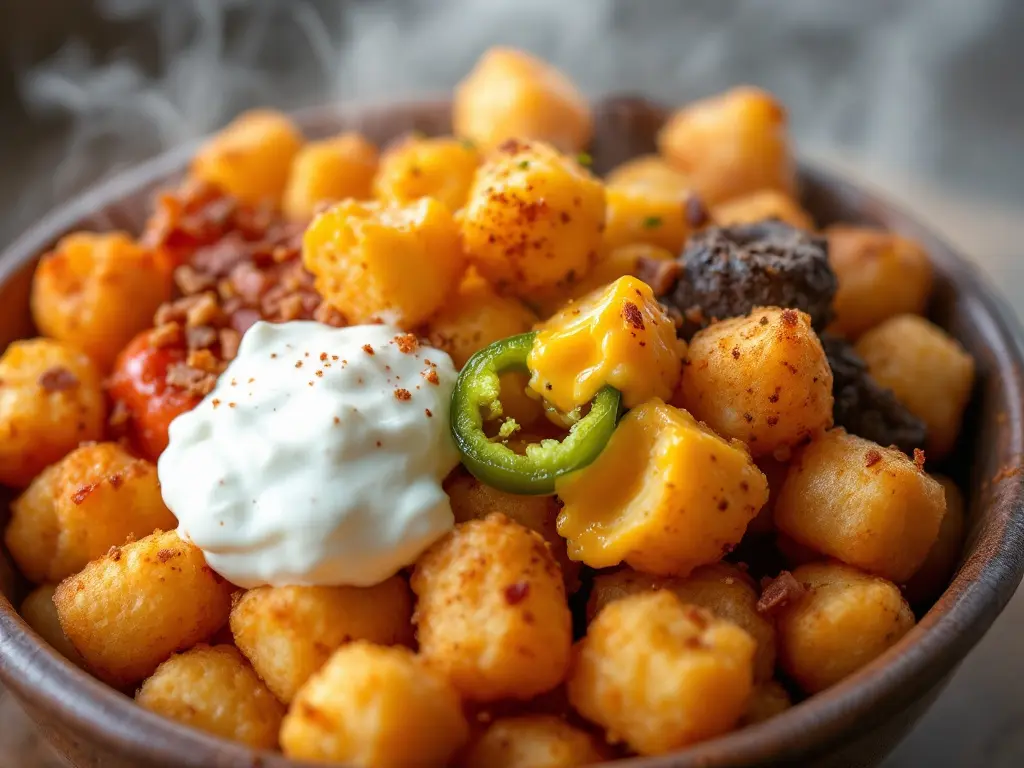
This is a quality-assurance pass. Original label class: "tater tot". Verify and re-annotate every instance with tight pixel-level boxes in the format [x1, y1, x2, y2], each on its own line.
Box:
[5, 442, 176, 583]
[605, 154, 692, 197]
[568, 591, 755, 755]
[20, 584, 85, 666]
[423, 273, 538, 369]
[454, 47, 592, 153]
[827, 226, 933, 339]
[191, 109, 303, 206]
[658, 87, 795, 205]
[374, 135, 481, 212]
[460, 139, 605, 296]
[303, 197, 465, 327]
[30, 232, 172, 370]
[411, 514, 572, 702]
[444, 467, 580, 592]
[587, 563, 775, 682]
[602, 184, 692, 254]
[54, 529, 233, 688]
[903, 476, 966, 606]
[713, 189, 814, 230]
[677, 307, 834, 458]
[280, 642, 468, 768]
[283, 132, 379, 220]
[775, 562, 914, 694]
[556, 400, 768, 576]
[856, 315, 975, 459]
[461, 715, 605, 768]
[741, 680, 792, 726]
[0, 338, 106, 488]
[230, 577, 414, 704]
[774, 429, 946, 583]
[136, 644, 284, 750]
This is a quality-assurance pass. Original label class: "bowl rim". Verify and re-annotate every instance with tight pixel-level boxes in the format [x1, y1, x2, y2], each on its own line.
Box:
[2, 99, 1024, 768]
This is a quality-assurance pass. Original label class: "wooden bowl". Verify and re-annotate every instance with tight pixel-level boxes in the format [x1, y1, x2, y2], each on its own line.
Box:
[1, 99, 1023, 768]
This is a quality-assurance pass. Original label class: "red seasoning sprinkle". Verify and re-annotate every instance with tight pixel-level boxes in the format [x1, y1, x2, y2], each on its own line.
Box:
[362, 344, 375, 355]
[422, 369, 440, 385]
[394, 333, 419, 354]
[425, 408, 433, 417]
[394, 388, 412, 401]
[320, 352, 328, 361]
[504, 582, 530, 605]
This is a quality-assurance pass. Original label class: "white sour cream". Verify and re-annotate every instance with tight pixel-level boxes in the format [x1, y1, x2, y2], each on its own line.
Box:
[158, 321, 460, 588]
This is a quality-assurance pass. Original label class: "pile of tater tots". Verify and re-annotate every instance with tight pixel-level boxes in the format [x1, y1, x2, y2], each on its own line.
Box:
[0, 46, 977, 768]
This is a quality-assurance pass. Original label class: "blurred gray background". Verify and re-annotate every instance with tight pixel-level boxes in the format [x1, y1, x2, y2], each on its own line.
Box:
[0, 1, 1022, 766]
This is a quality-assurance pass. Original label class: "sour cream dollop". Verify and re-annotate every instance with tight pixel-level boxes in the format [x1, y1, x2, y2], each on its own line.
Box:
[158, 321, 460, 588]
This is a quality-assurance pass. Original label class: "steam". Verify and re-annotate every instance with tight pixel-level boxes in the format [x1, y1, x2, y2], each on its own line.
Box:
[13, 0, 1017, 223]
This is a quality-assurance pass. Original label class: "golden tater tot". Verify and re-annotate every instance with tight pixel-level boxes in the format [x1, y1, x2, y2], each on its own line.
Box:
[903, 476, 966, 606]
[775, 562, 914, 694]
[454, 47, 592, 153]
[375, 135, 480, 212]
[283, 132, 379, 220]
[528, 277, 683, 411]
[30, 232, 172, 370]
[20, 584, 85, 666]
[568, 591, 755, 755]
[602, 184, 692, 254]
[423, 272, 538, 369]
[461, 715, 605, 768]
[444, 467, 580, 593]
[827, 226, 933, 339]
[556, 400, 768, 576]
[191, 109, 303, 206]
[230, 577, 413, 704]
[774, 429, 946, 583]
[5, 442, 176, 583]
[411, 514, 572, 702]
[605, 154, 692, 196]
[460, 139, 605, 296]
[587, 563, 775, 683]
[741, 680, 792, 726]
[713, 189, 814, 230]
[856, 315, 975, 459]
[678, 307, 834, 458]
[280, 642, 468, 768]
[303, 197, 465, 327]
[136, 644, 284, 750]
[54, 529, 233, 688]
[658, 87, 795, 205]
[0, 338, 106, 488]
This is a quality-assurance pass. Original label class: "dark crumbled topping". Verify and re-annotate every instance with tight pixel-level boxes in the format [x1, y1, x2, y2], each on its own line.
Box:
[822, 333, 927, 455]
[622, 301, 645, 330]
[865, 449, 883, 467]
[504, 582, 530, 605]
[757, 571, 807, 615]
[660, 221, 837, 339]
[394, 388, 412, 401]
[38, 367, 79, 393]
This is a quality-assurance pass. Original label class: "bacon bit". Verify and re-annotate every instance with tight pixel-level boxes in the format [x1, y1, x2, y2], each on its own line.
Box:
[759, 315, 770, 326]
[186, 325, 218, 350]
[156, 549, 176, 563]
[186, 349, 222, 374]
[422, 368, 440, 385]
[394, 333, 419, 354]
[425, 408, 433, 418]
[504, 582, 530, 605]
[107, 546, 122, 562]
[865, 449, 883, 468]
[757, 571, 807, 615]
[913, 448, 926, 471]
[731, 346, 741, 360]
[622, 301, 645, 330]
[38, 367, 79, 392]
[71, 483, 97, 505]
[295, 361, 303, 369]
[780, 309, 799, 327]
[394, 388, 412, 401]
[362, 344, 375, 355]
[319, 352, 329, 362]
[166, 363, 217, 397]
[108, 473, 125, 490]
[212, 399, 222, 408]
[150, 321, 183, 349]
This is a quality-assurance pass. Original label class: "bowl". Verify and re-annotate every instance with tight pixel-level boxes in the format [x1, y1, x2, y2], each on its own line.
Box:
[1, 98, 1023, 768]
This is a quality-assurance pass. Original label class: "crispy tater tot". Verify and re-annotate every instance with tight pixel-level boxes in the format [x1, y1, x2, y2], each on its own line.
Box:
[411, 514, 572, 702]
[136, 644, 285, 749]
[53, 529, 233, 688]
[230, 577, 414, 703]
[280, 642, 469, 768]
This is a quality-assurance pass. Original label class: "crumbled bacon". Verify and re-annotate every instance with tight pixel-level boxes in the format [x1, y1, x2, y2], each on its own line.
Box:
[38, 367, 79, 392]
